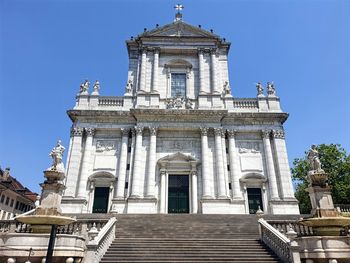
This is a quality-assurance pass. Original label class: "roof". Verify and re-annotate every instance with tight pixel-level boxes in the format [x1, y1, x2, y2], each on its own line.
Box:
[0, 167, 38, 203]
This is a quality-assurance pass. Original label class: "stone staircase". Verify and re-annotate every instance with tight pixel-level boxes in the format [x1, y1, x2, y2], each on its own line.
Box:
[100, 214, 283, 263]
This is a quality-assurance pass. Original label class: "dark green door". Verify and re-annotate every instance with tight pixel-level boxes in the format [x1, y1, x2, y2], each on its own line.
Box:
[168, 175, 189, 213]
[92, 187, 109, 213]
[247, 188, 263, 214]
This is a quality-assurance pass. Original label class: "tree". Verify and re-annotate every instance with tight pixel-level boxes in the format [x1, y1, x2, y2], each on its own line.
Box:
[291, 144, 350, 214]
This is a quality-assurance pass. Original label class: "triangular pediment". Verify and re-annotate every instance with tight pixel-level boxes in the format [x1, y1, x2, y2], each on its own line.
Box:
[141, 21, 219, 38]
[158, 152, 199, 164]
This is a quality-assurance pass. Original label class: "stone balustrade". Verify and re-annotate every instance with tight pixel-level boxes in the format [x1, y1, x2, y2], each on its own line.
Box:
[267, 220, 314, 237]
[98, 96, 124, 107]
[232, 98, 259, 109]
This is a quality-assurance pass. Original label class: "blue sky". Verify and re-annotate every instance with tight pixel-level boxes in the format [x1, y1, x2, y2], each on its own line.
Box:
[1, 0, 349, 193]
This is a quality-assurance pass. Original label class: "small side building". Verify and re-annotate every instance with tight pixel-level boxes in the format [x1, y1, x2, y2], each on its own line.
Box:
[0, 167, 37, 219]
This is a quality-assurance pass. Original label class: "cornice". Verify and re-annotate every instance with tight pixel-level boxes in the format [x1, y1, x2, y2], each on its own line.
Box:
[222, 112, 289, 125]
[67, 110, 136, 123]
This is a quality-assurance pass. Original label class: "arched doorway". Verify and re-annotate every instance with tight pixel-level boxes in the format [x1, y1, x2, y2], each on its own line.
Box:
[240, 173, 267, 214]
[157, 152, 200, 214]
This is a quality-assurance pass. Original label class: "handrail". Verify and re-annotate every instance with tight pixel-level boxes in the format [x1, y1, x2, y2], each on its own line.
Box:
[85, 217, 117, 263]
[258, 218, 300, 263]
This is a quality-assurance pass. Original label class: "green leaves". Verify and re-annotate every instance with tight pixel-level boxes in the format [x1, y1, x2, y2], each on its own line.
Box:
[292, 144, 350, 214]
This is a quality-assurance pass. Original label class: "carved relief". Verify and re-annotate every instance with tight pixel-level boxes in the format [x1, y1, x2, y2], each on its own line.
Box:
[200, 127, 209, 136]
[213, 128, 223, 136]
[272, 129, 285, 139]
[237, 142, 261, 154]
[227, 129, 237, 138]
[85, 128, 95, 136]
[159, 140, 200, 151]
[96, 140, 117, 152]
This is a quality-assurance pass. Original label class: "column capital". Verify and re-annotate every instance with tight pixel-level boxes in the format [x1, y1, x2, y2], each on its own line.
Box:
[272, 129, 285, 139]
[70, 127, 84, 137]
[261, 129, 271, 139]
[135, 126, 144, 135]
[140, 47, 147, 53]
[154, 47, 160, 54]
[85, 128, 95, 136]
[210, 48, 218, 55]
[227, 129, 237, 138]
[197, 48, 205, 54]
[121, 128, 130, 137]
[149, 126, 158, 136]
[213, 127, 223, 136]
[200, 127, 209, 136]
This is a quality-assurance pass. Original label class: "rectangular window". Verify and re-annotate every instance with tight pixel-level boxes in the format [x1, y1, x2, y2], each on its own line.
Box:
[171, 73, 186, 97]
[227, 165, 230, 171]
[15, 201, 19, 210]
[126, 164, 130, 170]
[5, 197, 9, 206]
[0, 195, 4, 203]
[229, 183, 232, 190]
[125, 182, 128, 189]
[10, 199, 14, 207]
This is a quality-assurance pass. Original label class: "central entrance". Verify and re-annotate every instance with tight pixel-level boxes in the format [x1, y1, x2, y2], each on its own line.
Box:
[168, 175, 189, 213]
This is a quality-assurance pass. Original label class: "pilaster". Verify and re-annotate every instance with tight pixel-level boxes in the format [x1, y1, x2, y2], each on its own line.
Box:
[200, 127, 213, 198]
[130, 126, 144, 198]
[227, 129, 242, 199]
[146, 126, 158, 198]
[115, 128, 130, 199]
[214, 128, 228, 199]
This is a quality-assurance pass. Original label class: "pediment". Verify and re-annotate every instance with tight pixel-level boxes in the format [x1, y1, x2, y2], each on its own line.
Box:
[141, 21, 219, 38]
[158, 152, 199, 164]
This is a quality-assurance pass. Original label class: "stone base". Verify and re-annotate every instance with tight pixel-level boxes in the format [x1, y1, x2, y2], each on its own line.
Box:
[269, 199, 300, 215]
[201, 198, 245, 214]
[110, 198, 127, 214]
[127, 197, 157, 213]
[61, 197, 87, 214]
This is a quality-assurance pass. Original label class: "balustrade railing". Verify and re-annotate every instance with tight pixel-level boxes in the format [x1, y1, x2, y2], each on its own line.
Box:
[232, 98, 258, 109]
[335, 204, 350, 213]
[267, 220, 314, 237]
[258, 219, 300, 263]
[98, 96, 124, 107]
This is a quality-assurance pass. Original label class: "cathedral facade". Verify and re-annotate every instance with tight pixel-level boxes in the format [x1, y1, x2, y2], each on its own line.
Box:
[61, 14, 299, 215]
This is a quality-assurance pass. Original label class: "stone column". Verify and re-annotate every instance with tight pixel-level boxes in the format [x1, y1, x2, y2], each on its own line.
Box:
[139, 48, 147, 92]
[87, 181, 95, 212]
[262, 130, 279, 200]
[272, 129, 295, 199]
[64, 127, 84, 197]
[159, 169, 167, 213]
[146, 126, 158, 197]
[210, 49, 218, 93]
[190, 162, 198, 214]
[227, 129, 242, 199]
[115, 128, 130, 199]
[198, 49, 205, 94]
[214, 128, 227, 198]
[77, 128, 95, 198]
[200, 127, 212, 198]
[152, 48, 159, 92]
[221, 131, 230, 196]
[130, 126, 144, 198]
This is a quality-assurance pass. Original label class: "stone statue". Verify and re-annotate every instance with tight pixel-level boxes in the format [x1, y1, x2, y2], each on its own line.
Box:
[307, 145, 323, 172]
[125, 80, 133, 94]
[49, 140, 65, 172]
[223, 81, 231, 95]
[256, 82, 264, 96]
[267, 82, 276, 96]
[92, 80, 100, 95]
[79, 79, 90, 94]
[185, 98, 194, 109]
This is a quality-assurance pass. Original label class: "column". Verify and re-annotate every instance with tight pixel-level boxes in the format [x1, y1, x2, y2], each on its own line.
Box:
[87, 181, 95, 212]
[139, 48, 147, 92]
[159, 169, 167, 213]
[115, 128, 130, 199]
[198, 49, 205, 94]
[272, 129, 295, 199]
[146, 126, 158, 197]
[190, 165, 198, 214]
[77, 128, 95, 198]
[130, 126, 144, 198]
[221, 131, 230, 196]
[210, 48, 218, 93]
[152, 48, 159, 92]
[262, 130, 279, 200]
[214, 128, 227, 198]
[200, 127, 212, 198]
[64, 127, 83, 197]
[227, 129, 242, 199]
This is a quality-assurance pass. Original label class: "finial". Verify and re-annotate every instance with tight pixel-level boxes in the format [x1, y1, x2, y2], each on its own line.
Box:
[174, 4, 184, 21]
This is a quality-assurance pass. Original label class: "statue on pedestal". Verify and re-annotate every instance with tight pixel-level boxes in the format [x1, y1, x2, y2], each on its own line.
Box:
[125, 80, 133, 94]
[256, 82, 264, 96]
[222, 81, 231, 96]
[49, 140, 65, 172]
[92, 80, 100, 95]
[307, 145, 323, 172]
[79, 79, 90, 94]
[267, 82, 276, 96]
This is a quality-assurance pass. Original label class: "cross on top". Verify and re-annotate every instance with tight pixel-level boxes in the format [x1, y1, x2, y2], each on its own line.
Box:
[174, 4, 184, 12]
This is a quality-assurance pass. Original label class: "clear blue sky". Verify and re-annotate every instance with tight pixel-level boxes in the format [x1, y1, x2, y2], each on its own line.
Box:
[1, 0, 349, 194]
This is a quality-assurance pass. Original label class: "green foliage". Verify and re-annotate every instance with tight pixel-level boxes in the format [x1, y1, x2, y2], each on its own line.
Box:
[291, 144, 350, 214]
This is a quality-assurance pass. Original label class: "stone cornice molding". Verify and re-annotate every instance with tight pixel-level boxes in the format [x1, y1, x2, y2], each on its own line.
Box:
[67, 110, 136, 123]
[199, 127, 209, 136]
[85, 127, 95, 136]
[70, 127, 84, 137]
[121, 128, 130, 137]
[261, 130, 271, 139]
[272, 129, 285, 139]
[222, 112, 289, 125]
[227, 129, 237, 138]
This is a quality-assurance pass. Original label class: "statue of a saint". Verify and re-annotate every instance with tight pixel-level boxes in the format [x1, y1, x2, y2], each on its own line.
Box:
[256, 82, 264, 96]
[125, 80, 133, 94]
[49, 140, 65, 172]
[185, 98, 194, 109]
[307, 145, 323, 172]
[79, 79, 90, 94]
[267, 82, 276, 96]
[223, 81, 231, 95]
[92, 80, 100, 95]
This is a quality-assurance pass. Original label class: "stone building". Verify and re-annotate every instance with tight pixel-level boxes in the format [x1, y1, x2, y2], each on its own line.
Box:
[61, 12, 299, 215]
[0, 167, 37, 219]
